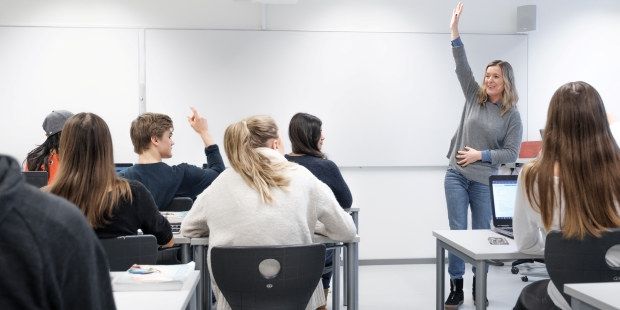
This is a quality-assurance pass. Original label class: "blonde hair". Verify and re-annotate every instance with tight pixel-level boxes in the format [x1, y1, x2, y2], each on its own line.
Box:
[523, 81, 620, 239]
[50, 113, 132, 228]
[224, 115, 291, 203]
[477, 60, 519, 116]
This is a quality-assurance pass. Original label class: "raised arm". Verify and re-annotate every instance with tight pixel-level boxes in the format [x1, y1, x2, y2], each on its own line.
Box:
[450, 2, 479, 101]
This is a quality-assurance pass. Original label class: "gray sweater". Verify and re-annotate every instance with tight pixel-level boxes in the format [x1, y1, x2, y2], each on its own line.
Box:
[446, 44, 523, 185]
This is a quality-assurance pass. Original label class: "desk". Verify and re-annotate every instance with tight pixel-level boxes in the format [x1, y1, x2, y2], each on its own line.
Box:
[112, 270, 200, 310]
[433, 229, 542, 310]
[565, 282, 620, 310]
[173, 234, 360, 310]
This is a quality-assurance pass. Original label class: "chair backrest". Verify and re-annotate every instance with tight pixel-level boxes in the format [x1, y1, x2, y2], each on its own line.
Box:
[545, 229, 620, 304]
[161, 197, 193, 212]
[211, 244, 326, 310]
[99, 235, 158, 271]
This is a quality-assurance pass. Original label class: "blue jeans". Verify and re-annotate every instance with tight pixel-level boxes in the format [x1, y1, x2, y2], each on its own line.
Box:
[444, 168, 492, 279]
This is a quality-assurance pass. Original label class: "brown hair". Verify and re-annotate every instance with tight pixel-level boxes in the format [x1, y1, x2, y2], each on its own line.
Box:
[477, 60, 519, 116]
[50, 113, 132, 228]
[523, 81, 620, 239]
[224, 115, 291, 203]
[130, 113, 173, 154]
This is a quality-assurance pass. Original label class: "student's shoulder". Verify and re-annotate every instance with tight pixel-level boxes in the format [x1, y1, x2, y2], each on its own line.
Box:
[18, 186, 95, 244]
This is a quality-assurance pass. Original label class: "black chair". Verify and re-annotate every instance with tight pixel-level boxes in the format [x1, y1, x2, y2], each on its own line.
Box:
[161, 197, 193, 212]
[99, 235, 158, 271]
[515, 229, 620, 309]
[211, 244, 326, 310]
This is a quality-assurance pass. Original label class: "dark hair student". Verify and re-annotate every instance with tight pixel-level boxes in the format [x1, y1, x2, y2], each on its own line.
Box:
[286, 112, 353, 307]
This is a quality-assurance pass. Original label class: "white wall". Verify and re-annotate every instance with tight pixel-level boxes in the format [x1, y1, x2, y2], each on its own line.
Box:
[1, 0, 618, 260]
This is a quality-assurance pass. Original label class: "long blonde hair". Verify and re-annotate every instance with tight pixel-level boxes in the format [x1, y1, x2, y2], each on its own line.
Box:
[224, 115, 291, 203]
[49, 113, 132, 228]
[523, 81, 620, 239]
[477, 60, 519, 116]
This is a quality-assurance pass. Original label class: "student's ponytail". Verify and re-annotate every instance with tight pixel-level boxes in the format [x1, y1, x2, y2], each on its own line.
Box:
[224, 116, 290, 203]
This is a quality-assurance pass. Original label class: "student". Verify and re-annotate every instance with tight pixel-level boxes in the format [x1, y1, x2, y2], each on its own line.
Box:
[0, 154, 115, 309]
[181, 115, 357, 310]
[24, 110, 74, 185]
[120, 107, 225, 209]
[513, 81, 620, 310]
[49, 112, 173, 247]
[444, 3, 523, 308]
[286, 112, 353, 307]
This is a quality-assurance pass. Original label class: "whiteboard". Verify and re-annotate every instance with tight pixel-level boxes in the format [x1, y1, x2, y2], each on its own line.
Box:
[147, 30, 528, 166]
[0, 27, 140, 164]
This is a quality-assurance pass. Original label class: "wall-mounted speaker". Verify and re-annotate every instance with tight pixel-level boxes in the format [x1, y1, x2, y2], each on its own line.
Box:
[517, 5, 536, 32]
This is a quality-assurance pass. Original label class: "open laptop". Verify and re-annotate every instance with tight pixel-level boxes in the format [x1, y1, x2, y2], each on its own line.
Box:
[489, 175, 519, 238]
[161, 211, 188, 234]
[22, 171, 48, 188]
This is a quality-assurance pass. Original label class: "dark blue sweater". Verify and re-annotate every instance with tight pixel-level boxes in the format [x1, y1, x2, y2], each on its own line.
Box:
[285, 154, 352, 209]
[120, 144, 225, 209]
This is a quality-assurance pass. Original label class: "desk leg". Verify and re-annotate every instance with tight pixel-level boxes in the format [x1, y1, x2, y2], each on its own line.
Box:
[181, 244, 192, 263]
[436, 241, 445, 310]
[345, 241, 358, 310]
[343, 245, 348, 306]
[193, 245, 210, 310]
[332, 246, 341, 310]
[474, 260, 487, 310]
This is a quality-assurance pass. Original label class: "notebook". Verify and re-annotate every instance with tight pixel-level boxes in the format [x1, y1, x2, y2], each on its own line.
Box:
[22, 171, 48, 188]
[489, 175, 519, 238]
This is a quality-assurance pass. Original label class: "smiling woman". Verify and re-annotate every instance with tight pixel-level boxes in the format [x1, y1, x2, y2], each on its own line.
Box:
[442, 2, 523, 309]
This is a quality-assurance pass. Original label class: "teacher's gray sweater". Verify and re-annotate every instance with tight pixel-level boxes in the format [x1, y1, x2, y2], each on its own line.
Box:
[446, 42, 523, 185]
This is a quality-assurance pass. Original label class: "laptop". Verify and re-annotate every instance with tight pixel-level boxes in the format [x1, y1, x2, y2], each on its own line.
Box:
[489, 175, 519, 238]
[22, 171, 48, 188]
[161, 211, 188, 234]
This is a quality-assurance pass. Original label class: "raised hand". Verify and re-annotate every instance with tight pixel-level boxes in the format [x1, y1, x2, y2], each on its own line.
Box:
[188, 106, 214, 147]
[450, 2, 463, 40]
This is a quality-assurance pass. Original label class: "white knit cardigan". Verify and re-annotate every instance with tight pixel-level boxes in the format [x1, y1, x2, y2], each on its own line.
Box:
[181, 147, 357, 310]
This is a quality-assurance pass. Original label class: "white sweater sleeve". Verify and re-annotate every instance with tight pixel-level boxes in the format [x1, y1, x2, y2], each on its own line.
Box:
[180, 189, 210, 237]
[513, 170, 545, 255]
[312, 180, 357, 241]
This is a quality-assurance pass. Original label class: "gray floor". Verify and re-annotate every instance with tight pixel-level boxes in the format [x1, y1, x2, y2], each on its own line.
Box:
[329, 262, 548, 309]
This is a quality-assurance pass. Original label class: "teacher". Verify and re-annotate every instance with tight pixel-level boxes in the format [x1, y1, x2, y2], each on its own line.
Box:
[443, 2, 523, 309]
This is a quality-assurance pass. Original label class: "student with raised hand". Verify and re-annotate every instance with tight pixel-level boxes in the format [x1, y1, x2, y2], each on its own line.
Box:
[286, 112, 352, 308]
[49, 113, 174, 248]
[121, 107, 225, 209]
[0, 154, 115, 310]
[181, 115, 357, 310]
[444, 2, 523, 308]
[513, 81, 620, 310]
[24, 110, 74, 185]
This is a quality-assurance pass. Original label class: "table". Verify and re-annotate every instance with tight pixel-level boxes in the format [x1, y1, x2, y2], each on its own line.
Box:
[112, 270, 200, 310]
[433, 229, 542, 310]
[565, 282, 620, 310]
[173, 234, 360, 310]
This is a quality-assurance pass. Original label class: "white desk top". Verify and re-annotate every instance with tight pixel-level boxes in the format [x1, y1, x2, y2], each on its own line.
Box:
[564, 282, 620, 310]
[112, 270, 200, 310]
[432, 229, 542, 260]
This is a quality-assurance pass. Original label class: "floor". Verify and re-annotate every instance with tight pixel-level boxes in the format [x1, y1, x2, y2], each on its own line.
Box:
[330, 262, 548, 310]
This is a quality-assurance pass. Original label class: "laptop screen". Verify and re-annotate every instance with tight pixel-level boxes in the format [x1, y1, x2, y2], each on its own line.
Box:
[489, 175, 518, 226]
